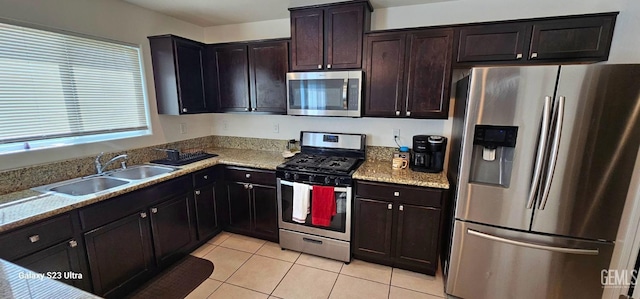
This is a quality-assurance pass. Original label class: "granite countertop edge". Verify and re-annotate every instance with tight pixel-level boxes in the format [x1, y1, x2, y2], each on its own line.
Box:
[0, 149, 449, 233]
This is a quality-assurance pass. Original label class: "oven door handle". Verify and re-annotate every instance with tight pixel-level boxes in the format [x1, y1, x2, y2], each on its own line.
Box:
[279, 179, 349, 193]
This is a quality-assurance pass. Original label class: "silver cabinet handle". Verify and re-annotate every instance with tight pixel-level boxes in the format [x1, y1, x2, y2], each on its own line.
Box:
[327, 64, 332, 69]
[531, 52, 538, 58]
[393, 191, 400, 197]
[387, 203, 392, 210]
[516, 53, 523, 59]
[151, 208, 158, 214]
[248, 184, 253, 189]
[539, 96, 565, 210]
[203, 175, 208, 180]
[399, 205, 404, 211]
[140, 212, 147, 218]
[69, 240, 78, 248]
[395, 111, 400, 116]
[195, 190, 201, 195]
[245, 173, 251, 178]
[244, 184, 249, 189]
[29, 235, 40, 243]
[527, 96, 552, 209]
[182, 108, 187, 113]
[245, 107, 249, 111]
[467, 229, 599, 255]
[317, 64, 322, 69]
[406, 111, 411, 117]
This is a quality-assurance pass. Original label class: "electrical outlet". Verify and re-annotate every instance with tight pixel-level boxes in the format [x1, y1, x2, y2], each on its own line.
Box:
[393, 129, 400, 138]
[223, 120, 229, 131]
[179, 123, 187, 134]
[273, 123, 280, 133]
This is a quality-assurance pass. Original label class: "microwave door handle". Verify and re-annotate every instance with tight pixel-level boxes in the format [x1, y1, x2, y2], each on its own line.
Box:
[539, 96, 565, 210]
[342, 78, 348, 110]
[527, 96, 553, 209]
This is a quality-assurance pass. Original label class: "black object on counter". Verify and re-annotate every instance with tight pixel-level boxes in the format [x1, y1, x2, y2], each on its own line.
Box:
[151, 151, 218, 166]
[410, 135, 447, 173]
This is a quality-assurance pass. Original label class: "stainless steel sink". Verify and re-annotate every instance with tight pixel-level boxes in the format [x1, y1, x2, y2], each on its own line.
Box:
[47, 177, 130, 196]
[107, 165, 176, 180]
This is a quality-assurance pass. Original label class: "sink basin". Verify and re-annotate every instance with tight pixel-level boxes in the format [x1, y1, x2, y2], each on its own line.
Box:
[48, 177, 129, 196]
[107, 165, 176, 180]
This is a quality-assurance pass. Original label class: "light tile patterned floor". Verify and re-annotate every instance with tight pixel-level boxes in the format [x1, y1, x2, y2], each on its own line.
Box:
[188, 233, 445, 299]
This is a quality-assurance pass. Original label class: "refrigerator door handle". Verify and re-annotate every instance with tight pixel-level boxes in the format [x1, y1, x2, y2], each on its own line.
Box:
[527, 96, 553, 209]
[467, 229, 599, 255]
[539, 96, 565, 210]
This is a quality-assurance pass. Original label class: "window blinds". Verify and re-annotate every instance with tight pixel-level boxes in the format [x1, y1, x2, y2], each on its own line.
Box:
[0, 21, 150, 153]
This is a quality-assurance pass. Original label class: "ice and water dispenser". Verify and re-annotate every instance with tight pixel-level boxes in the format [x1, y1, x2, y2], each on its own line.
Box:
[469, 125, 518, 187]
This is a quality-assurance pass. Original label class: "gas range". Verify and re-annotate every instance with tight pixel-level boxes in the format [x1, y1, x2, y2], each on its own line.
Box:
[276, 132, 366, 187]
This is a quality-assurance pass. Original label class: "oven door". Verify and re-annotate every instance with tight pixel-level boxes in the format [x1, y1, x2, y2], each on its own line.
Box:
[277, 178, 352, 242]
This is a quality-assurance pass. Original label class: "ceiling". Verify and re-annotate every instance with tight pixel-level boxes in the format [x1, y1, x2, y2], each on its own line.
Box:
[122, 0, 453, 27]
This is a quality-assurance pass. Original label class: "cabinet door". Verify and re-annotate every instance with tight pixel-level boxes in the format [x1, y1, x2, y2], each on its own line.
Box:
[14, 239, 88, 290]
[457, 23, 528, 62]
[248, 41, 289, 114]
[363, 33, 407, 117]
[529, 15, 615, 61]
[226, 182, 252, 233]
[326, 4, 364, 69]
[393, 203, 440, 275]
[150, 195, 194, 266]
[405, 29, 454, 119]
[195, 184, 219, 240]
[251, 184, 278, 242]
[84, 212, 154, 297]
[174, 39, 208, 113]
[213, 45, 250, 112]
[352, 198, 394, 261]
[290, 8, 324, 71]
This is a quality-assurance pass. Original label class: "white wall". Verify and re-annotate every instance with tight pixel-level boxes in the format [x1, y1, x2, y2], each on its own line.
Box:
[0, 0, 212, 171]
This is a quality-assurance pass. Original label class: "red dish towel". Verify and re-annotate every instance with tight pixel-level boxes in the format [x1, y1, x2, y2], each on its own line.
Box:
[312, 186, 336, 227]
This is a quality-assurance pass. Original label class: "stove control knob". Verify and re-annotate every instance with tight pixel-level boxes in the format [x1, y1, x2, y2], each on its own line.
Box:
[334, 177, 341, 186]
[284, 172, 291, 180]
[294, 173, 300, 181]
[324, 177, 331, 185]
[309, 175, 316, 182]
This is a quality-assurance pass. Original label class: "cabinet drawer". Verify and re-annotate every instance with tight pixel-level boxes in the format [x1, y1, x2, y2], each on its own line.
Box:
[356, 181, 442, 208]
[0, 214, 74, 261]
[193, 168, 215, 188]
[225, 167, 276, 186]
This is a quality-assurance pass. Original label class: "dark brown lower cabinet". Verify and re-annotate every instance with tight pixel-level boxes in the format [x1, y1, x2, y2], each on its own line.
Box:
[194, 183, 220, 240]
[353, 181, 444, 275]
[150, 195, 195, 267]
[223, 167, 278, 242]
[84, 212, 155, 298]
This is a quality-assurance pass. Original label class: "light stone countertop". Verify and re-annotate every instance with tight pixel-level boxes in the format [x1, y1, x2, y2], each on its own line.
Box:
[0, 259, 100, 299]
[354, 159, 450, 189]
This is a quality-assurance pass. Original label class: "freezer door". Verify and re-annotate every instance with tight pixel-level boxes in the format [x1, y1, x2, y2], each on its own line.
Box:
[446, 221, 614, 299]
[531, 65, 640, 241]
[455, 66, 558, 231]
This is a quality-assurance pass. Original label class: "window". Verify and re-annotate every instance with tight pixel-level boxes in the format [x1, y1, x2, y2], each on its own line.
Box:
[0, 20, 151, 154]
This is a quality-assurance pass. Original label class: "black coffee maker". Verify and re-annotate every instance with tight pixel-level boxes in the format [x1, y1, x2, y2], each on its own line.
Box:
[410, 135, 447, 173]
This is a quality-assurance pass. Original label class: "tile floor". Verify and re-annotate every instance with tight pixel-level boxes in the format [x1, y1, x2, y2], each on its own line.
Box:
[186, 232, 445, 299]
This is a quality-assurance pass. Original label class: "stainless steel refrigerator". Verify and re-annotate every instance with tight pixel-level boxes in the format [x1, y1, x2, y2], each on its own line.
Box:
[445, 65, 640, 299]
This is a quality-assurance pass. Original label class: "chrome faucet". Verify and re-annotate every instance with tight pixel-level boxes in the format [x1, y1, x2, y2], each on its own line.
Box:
[95, 152, 128, 174]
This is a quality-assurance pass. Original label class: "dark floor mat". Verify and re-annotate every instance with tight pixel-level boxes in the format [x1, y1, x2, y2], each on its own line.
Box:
[128, 255, 214, 299]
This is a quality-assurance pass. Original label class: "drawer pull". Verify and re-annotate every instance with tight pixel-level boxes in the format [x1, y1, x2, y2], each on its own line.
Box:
[69, 240, 78, 248]
[195, 190, 201, 195]
[245, 173, 251, 178]
[29, 235, 40, 243]
[248, 184, 253, 190]
[388, 203, 392, 210]
[303, 237, 323, 245]
[151, 208, 158, 214]
[203, 175, 208, 180]
[399, 205, 404, 211]
[244, 184, 249, 189]
[140, 212, 147, 218]
[393, 191, 400, 197]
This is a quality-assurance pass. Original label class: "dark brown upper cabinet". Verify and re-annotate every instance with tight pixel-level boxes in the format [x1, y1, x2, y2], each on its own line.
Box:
[456, 12, 617, 65]
[208, 39, 289, 114]
[289, 0, 372, 71]
[364, 28, 453, 119]
[148, 35, 210, 115]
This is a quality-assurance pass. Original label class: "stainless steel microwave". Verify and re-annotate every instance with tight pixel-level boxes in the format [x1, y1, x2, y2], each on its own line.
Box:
[286, 71, 363, 117]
